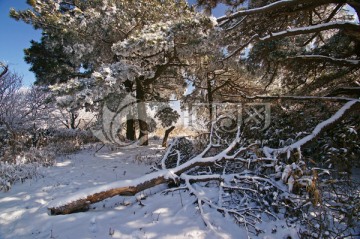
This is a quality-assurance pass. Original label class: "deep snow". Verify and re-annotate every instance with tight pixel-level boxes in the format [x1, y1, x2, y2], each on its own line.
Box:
[0, 142, 298, 239]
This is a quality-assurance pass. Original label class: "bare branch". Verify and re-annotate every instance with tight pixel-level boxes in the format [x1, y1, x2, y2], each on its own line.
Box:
[0, 62, 9, 79]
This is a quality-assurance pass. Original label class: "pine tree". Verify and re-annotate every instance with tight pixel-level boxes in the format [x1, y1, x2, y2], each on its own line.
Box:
[11, 0, 215, 145]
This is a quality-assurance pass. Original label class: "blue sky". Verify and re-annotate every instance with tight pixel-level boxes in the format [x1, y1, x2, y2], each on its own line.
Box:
[0, 0, 41, 86]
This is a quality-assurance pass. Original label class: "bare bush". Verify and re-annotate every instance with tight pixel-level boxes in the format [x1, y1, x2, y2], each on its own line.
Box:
[48, 129, 98, 154]
[0, 62, 22, 129]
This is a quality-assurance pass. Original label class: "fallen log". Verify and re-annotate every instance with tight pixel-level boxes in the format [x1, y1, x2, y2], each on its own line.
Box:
[48, 172, 169, 215]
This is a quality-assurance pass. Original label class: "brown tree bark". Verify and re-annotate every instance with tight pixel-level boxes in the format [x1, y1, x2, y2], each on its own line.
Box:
[136, 77, 149, 145]
[48, 158, 214, 215]
[48, 173, 168, 215]
[162, 126, 175, 147]
[126, 113, 136, 140]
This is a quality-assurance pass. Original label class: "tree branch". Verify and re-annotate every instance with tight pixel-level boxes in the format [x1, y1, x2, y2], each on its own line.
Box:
[0, 62, 9, 79]
[224, 34, 258, 60]
[217, 0, 347, 23]
[302, 3, 344, 46]
[327, 87, 360, 96]
[221, 93, 360, 102]
[259, 22, 360, 41]
[225, 22, 360, 60]
[263, 100, 360, 157]
[288, 55, 360, 66]
[218, 0, 301, 23]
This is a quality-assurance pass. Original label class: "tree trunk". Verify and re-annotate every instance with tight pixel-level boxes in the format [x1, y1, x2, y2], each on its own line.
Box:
[207, 78, 214, 125]
[70, 111, 78, 129]
[126, 113, 136, 140]
[162, 126, 175, 147]
[136, 77, 149, 146]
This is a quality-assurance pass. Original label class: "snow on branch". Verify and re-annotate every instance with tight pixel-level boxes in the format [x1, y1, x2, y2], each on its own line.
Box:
[180, 173, 275, 235]
[264, 100, 360, 156]
[218, 0, 300, 23]
[288, 55, 360, 65]
[222, 93, 360, 102]
[0, 62, 9, 78]
[259, 22, 360, 41]
[224, 22, 360, 60]
[46, 102, 360, 236]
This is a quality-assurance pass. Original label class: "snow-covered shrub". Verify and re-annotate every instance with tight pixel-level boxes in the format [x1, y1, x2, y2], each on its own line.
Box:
[0, 127, 98, 191]
[162, 136, 359, 237]
[0, 147, 55, 191]
[241, 101, 359, 173]
[0, 162, 40, 191]
[45, 128, 98, 154]
[15, 148, 55, 166]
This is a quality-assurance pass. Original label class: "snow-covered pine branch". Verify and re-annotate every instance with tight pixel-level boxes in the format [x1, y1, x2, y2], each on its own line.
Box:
[259, 22, 360, 41]
[223, 34, 258, 60]
[287, 55, 360, 66]
[218, 0, 301, 23]
[221, 93, 360, 102]
[225, 22, 360, 60]
[263, 99, 360, 156]
[217, 0, 356, 23]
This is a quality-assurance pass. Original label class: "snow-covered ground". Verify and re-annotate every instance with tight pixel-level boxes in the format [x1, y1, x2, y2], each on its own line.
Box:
[0, 142, 298, 239]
